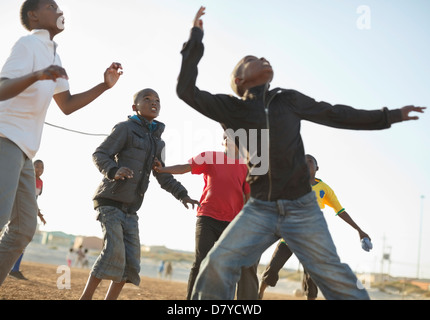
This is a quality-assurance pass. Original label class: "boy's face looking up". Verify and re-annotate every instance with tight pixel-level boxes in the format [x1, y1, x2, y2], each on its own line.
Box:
[231, 56, 274, 97]
[133, 89, 161, 122]
[25, 0, 65, 35]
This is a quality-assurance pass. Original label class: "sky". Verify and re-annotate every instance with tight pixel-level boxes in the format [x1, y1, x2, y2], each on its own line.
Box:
[1, 0, 429, 279]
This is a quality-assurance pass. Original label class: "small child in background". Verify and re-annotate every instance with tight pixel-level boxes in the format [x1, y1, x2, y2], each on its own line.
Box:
[66, 248, 74, 268]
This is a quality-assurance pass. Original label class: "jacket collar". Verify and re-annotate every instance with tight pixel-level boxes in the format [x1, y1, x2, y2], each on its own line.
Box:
[242, 83, 270, 101]
[129, 115, 165, 136]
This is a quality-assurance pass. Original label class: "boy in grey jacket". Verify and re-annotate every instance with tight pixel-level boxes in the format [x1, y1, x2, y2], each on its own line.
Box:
[80, 88, 199, 300]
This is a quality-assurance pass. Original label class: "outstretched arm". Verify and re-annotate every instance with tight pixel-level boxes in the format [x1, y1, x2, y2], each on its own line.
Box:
[338, 211, 370, 240]
[53, 62, 123, 115]
[152, 158, 200, 209]
[153, 158, 191, 175]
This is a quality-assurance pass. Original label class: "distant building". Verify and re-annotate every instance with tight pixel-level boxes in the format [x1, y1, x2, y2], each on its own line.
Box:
[74, 236, 103, 252]
[41, 231, 75, 247]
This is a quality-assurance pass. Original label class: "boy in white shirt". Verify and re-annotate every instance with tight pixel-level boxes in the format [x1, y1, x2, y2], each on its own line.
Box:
[0, 0, 123, 286]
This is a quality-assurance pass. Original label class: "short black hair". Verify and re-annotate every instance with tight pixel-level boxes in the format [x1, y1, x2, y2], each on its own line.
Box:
[20, 0, 42, 31]
[34, 159, 44, 166]
[305, 154, 318, 167]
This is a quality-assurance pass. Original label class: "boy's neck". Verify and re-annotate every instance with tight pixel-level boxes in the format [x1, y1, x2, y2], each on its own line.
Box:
[242, 83, 270, 100]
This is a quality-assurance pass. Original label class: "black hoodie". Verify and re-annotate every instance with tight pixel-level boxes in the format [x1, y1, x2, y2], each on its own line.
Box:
[177, 27, 403, 201]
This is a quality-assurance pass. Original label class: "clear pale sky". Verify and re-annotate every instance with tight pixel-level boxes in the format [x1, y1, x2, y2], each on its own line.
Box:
[1, 0, 429, 279]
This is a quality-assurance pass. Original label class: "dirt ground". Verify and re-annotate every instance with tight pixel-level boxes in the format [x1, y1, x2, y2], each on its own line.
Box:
[0, 261, 302, 301]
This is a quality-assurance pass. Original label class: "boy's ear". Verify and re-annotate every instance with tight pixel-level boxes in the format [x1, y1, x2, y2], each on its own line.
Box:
[132, 104, 137, 112]
[27, 10, 38, 23]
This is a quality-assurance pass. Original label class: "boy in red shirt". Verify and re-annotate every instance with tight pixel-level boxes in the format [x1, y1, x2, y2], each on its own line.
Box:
[153, 133, 258, 300]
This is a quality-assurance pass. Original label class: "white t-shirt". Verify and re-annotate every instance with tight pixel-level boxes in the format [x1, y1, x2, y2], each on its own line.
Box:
[0, 29, 69, 159]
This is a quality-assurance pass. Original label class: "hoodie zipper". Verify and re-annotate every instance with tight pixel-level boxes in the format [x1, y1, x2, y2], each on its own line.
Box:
[263, 85, 279, 201]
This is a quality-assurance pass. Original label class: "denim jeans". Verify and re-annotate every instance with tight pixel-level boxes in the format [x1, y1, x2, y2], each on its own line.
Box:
[91, 206, 141, 286]
[0, 138, 38, 286]
[191, 192, 370, 300]
[187, 216, 259, 300]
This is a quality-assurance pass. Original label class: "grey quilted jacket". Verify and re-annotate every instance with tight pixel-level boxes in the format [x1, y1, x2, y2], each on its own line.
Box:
[92, 115, 188, 213]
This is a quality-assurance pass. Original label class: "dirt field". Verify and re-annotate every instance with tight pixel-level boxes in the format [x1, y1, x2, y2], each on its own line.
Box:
[0, 261, 301, 301]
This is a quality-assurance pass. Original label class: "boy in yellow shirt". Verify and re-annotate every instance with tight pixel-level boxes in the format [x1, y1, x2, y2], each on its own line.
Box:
[258, 154, 371, 300]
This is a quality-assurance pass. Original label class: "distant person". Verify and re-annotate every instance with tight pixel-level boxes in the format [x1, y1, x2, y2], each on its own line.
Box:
[258, 154, 372, 300]
[165, 261, 173, 280]
[0, 0, 123, 286]
[153, 133, 257, 300]
[79, 88, 200, 300]
[75, 245, 85, 268]
[9, 159, 46, 280]
[66, 248, 74, 268]
[177, 7, 425, 300]
[82, 249, 89, 268]
[158, 260, 165, 278]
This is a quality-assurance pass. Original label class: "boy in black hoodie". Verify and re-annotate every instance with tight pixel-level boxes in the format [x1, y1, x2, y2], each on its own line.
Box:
[177, 7, 425, 300]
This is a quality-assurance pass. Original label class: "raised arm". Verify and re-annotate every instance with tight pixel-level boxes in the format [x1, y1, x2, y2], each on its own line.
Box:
[193, 6, 205, 30]
[53, 62, 123, 115]
[177, 7, 237, 125]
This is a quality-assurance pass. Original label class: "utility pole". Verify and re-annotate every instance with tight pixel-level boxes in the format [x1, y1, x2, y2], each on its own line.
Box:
[417, 195, 425, 279]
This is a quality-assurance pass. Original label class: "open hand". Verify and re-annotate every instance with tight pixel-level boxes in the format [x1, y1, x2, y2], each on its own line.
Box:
[104, 62, 123, 88]
[401, 105, 426, 120]
[181, 196, 201, 209]
[193, 6, 206, 30]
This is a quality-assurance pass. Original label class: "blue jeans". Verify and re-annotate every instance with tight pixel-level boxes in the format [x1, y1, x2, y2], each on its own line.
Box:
[90, 206, 141, 286]
[191, 192, 370, 300]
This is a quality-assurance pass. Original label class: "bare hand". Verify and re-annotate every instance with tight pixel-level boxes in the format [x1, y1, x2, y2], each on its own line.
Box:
[104, 62, 123, 88]
[358, 230, 370, 241]
[193, 6, 206, 30]
[114, 167, 133, 180]
[401, 105, 426, 120]
[152, 157, 163, 173]
[38, 210, 46, 225]
[181, 196, 201, 209]
[37, 65, 68, 82]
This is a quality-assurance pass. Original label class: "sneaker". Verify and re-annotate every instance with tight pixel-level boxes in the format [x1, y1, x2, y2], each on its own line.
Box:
[258, 281, 268, 300]
[9, 270, 28, 280]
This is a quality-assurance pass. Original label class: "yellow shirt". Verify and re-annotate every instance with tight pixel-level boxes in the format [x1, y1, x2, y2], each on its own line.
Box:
[280, 178, 344, 245]
[312, 178, 345, 215]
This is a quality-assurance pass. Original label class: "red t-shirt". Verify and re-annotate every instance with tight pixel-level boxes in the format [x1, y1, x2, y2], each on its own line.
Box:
[36, 177, 43, 198]
[189, 151, 250, 222]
